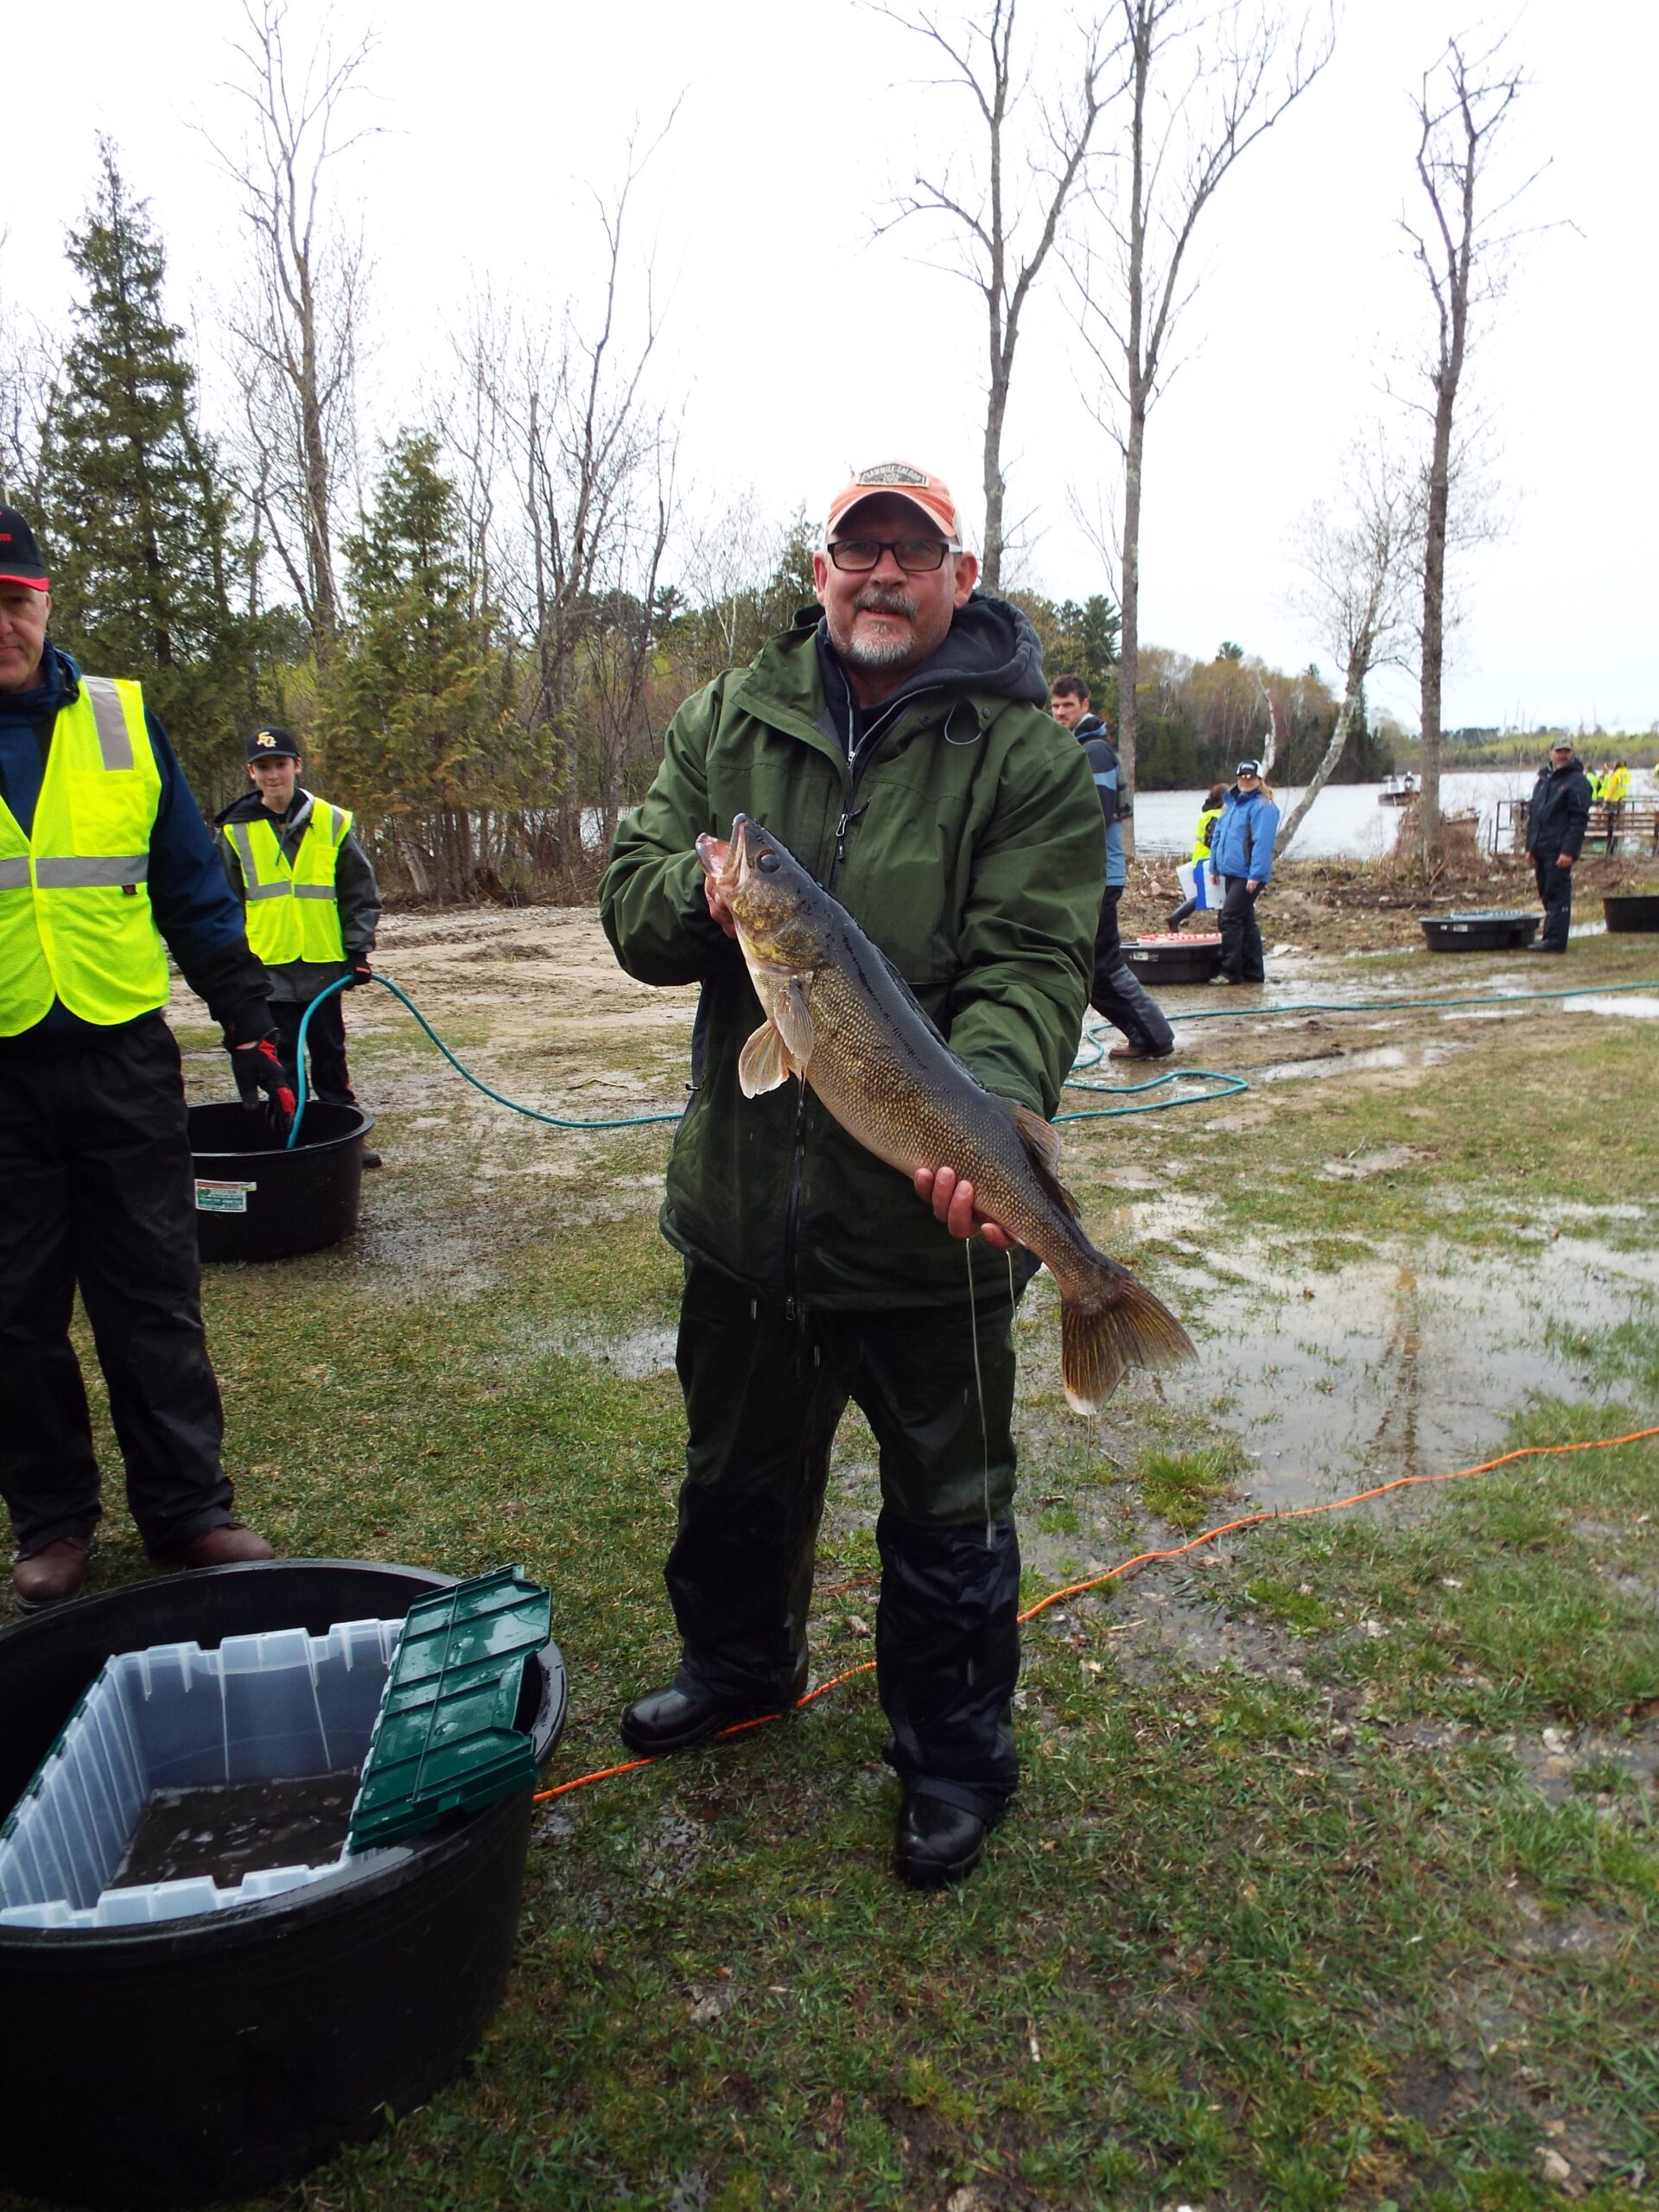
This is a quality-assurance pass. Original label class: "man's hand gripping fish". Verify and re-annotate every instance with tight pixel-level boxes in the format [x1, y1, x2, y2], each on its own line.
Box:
[697, 816, 1194, 1412]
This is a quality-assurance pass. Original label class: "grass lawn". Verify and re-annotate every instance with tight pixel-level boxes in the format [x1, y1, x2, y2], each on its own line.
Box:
[7, 918, 1659, 2212]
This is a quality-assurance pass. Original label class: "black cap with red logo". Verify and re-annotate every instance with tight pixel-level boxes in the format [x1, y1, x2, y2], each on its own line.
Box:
[0, 506, 49, 590]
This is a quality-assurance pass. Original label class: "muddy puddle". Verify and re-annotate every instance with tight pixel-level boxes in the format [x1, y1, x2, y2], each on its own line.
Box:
[1140, 1214, 1659, 1510]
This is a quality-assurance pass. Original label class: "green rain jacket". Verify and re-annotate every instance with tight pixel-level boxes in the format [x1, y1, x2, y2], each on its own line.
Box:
[600, 597, 1103, 1313]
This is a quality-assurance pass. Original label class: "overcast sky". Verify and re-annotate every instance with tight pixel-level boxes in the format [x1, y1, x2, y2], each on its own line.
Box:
[7, 0, 1655, 734]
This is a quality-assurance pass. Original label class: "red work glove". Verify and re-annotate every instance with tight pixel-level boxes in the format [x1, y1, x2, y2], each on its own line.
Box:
[233, 1034, 297, 1129]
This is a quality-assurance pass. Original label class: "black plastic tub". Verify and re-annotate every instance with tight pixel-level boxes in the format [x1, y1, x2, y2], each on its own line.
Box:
[0, 1560, 566, 2211]
[1124, 934, 1225, 985]
[1421, 910, 1540, 952]
[188, 1100, 372, 1262]
[1604, 894, 1659, 932]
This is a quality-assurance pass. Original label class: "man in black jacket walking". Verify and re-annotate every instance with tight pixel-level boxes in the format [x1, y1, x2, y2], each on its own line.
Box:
[1526, 741, 1593, 953]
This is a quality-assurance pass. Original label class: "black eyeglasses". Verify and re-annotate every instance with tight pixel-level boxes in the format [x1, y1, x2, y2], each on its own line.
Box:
[828, 537, 957, 574]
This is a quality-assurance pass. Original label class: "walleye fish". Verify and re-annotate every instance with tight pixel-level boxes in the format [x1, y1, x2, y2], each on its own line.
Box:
[697, 815, 1193, 1412]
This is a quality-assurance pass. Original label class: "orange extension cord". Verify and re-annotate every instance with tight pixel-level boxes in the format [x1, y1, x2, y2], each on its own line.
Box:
[531, 1424, 1659, 1804]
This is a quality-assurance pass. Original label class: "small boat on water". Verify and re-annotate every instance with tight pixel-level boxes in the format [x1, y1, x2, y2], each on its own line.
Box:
[1378, 774, 1419, 807]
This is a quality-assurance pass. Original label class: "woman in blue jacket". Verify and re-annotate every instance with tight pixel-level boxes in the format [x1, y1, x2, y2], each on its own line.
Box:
[1207, 761, 1281, 984]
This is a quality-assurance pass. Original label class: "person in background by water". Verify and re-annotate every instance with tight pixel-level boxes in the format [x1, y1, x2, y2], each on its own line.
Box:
[1525, 739, 1592, 954]
[1049, 675, 1175, 1063]
[0, 505, 279, 1609]
[216, 728, 383, 1166]
[1166, 782, 1227, 929]
[1207, 761, 1281, 985]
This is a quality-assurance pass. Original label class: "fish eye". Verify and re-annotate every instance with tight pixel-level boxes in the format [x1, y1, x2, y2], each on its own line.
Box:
[757, 850, 779, 873]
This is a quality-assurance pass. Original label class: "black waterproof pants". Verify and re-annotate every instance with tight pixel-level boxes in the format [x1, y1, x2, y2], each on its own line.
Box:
[665, 1261, 1023, 1816]
[1532, 853, 1573, 950]
[272, 991, 355, 1103]
[1217, 875, 1266, 982]
[1090, 887, 1175, 1054]
[0, 1016, 236, 1560]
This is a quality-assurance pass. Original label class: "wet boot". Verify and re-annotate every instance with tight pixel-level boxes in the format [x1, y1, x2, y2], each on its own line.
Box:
[876, 1507, 1021, 1843]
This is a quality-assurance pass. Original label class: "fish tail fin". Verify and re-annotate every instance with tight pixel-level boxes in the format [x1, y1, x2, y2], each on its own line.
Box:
[1059, 1262, 1194, 1415]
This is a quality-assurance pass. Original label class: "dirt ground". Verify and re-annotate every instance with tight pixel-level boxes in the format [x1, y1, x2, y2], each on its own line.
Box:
[1119, 849, 1659, 955]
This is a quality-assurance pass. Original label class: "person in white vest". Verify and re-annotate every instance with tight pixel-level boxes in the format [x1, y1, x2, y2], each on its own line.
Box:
[216, 728, 383, 1163]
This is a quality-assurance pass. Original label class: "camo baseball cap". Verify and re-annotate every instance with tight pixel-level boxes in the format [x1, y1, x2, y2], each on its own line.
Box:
[826, 462, 962, 545]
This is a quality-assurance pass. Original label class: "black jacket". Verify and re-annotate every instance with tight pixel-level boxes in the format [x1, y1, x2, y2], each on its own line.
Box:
[1527, 754, 1593, 859]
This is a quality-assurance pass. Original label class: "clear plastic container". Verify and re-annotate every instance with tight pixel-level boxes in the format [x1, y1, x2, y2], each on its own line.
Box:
[0, 1619, 402, 1929]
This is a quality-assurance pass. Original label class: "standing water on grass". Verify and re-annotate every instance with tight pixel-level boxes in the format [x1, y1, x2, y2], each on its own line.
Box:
[1148, 1225, 1659, 1510]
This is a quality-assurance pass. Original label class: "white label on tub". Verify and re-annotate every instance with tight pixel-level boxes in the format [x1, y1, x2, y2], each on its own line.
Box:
[195, 1179, 257, 1213]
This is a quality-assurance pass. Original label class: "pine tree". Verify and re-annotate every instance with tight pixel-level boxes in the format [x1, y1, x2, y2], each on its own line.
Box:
[321, 433, 505, 900]
[37, 140, 252, 796]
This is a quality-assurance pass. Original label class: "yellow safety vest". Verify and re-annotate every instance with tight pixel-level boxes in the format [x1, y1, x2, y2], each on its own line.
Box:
[1605, 767, 1630, 803]
[229, 797, 350, 964]
[0, 675, 170, 1036]
[1192, 806, 1223, 863]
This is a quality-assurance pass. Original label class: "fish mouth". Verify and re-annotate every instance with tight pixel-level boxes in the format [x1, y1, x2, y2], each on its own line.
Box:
[696, 815, 752, 896]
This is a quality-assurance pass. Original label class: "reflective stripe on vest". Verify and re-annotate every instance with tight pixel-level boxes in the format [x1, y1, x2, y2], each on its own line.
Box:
[0, 677, 168, 1034]
[232, 798, 351, 964]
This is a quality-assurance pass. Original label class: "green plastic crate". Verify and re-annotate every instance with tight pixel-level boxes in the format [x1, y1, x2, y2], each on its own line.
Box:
[347, 1567, 552, 1851]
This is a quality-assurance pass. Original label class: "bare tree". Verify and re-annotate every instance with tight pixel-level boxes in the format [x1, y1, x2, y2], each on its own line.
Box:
[874, 0, 1117, 592]
[1073, 0, 1334, 809]
[1403, 33, 1535, 870]
[450, 126, 678, 872]
[212, 0, 378, 645]
[0, 245, 50, 507]
[1278, 430, 1420, 856]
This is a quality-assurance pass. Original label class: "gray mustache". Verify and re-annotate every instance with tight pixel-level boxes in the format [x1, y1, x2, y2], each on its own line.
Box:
[853, 588, 918, 617]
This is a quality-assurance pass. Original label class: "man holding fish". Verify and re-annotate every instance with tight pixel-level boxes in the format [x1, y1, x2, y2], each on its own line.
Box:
[601, 463, 1190, 1888]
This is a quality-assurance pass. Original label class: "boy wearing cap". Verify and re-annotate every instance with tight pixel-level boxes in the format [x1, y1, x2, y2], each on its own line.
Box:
[0, 505, 280, 1607]
[215, 728, 383, 1145]
[1207, 761, 1281, 984]
[603, 461, 1105, 1890]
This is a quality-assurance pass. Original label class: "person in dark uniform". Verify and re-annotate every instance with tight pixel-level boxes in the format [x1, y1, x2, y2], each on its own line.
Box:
[1524, 740, 1592, 953]
[0, 506, 280, 1609]
[216, 727, 382, 1160]
[1048, 676, 1174, 1062]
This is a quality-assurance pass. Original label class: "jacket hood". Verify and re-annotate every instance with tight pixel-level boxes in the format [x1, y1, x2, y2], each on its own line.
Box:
[902, 590, 1050, 708]
[214, 785, 317, 829]
[5, 641, 79, 716]
[812, 590, 1049, 717]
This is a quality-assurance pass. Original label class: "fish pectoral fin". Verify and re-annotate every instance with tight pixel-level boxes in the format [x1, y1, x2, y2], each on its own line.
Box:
[738, 1019, 793, 1097]
[1008, 1101, 1080, 1217]
[772, 978, 815, 1066]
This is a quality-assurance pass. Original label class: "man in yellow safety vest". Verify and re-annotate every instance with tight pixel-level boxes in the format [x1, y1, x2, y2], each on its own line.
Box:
[0, 505, 280, 1608]
[216, 728, 382, 1162]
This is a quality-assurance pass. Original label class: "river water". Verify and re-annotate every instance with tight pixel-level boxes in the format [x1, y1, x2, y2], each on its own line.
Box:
[1134, 770, 1544, 861]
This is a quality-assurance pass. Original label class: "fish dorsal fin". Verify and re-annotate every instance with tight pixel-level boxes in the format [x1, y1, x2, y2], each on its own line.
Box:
[1008, 1102, 1080, 1218]
[773, 978, 815, 1066]
[738, 1020, 792, 1097]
